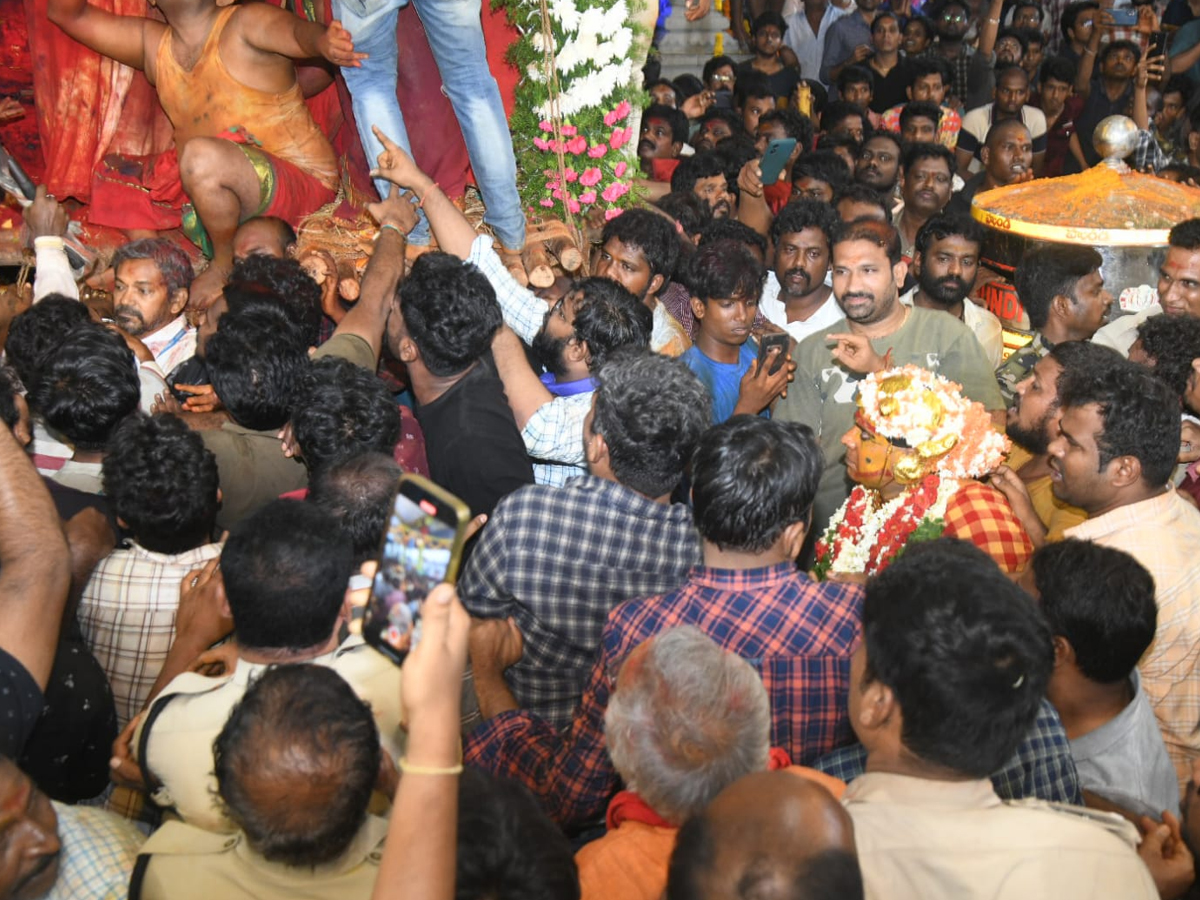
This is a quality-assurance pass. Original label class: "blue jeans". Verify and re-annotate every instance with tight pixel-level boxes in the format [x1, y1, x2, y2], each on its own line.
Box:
[334, 0, 525, 249]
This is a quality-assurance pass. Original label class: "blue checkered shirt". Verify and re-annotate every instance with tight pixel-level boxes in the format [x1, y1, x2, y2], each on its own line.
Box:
[813, 698, 1083, 804]
[459, 475, 702, 728]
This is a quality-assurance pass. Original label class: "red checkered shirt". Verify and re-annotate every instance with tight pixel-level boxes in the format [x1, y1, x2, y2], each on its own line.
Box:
[942, 480, 1033, 575]
[463, 563, 864, 828]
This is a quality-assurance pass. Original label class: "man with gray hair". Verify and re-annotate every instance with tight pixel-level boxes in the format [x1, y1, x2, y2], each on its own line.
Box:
[575, 626, 771, 900]
[111, 238, 198, 376]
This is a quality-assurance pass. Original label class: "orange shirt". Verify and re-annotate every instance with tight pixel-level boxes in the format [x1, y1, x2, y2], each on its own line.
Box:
[154, 7, 338, 189]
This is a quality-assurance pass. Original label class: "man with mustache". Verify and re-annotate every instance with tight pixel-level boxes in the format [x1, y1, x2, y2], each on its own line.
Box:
[111, 238, 197, 377]
[853, 132, 903, 199]
[759, 200, 844, 343]
[894, 143, 955, 265]
[946, 119, 1034, 217]
[1067, 38, 1143, 172]
[900, 213, 1003, 366]
[638, 104, 689, 183]
[775, 218, 1003, 555]
[671, 153, 738, 220]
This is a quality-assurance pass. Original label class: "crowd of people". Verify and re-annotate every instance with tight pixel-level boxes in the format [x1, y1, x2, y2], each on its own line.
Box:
[5, 0, 1200, 895]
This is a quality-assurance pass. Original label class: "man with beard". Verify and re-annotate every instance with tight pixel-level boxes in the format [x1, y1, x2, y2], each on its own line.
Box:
[946, 119, 1034, 216]
[989, 341, 1111, 547]
[594, 209, 691, 356]
[854, 132, 903, 199]
[894, 144, 955, 265]
[759, 200, 844, 343]
[692, 110, 743, 153]
[775, 218, 1003, 552]
[671, 153, 738, 219]
[638, 104, 690, 183]
[924, 0, 1005, 110]
[111, 239, 197, 377]
[900, 213, 1003, 365]
[994, 244, 1112, 405]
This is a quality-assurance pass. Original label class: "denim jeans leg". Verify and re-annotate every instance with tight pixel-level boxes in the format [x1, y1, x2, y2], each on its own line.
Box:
[412, 0, 526, 249]
[334, 0, 431, 244]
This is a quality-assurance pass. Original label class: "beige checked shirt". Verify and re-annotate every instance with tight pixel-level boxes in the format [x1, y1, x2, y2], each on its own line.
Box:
[78, 541, 223, 729]
[1067, 487, 1200, 793]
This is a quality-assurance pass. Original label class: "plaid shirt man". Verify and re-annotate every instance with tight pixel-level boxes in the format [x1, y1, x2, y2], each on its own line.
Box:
[464, 562, 864, 827]
[459, 476, 701, 728]
[78, 540, 223, 729]
[815, 698, 1083, 803]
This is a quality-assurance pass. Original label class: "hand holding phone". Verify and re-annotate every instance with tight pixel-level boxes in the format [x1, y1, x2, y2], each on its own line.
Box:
[757, 332, 791, 376]
[758, 138, 798, 186]
[364, 475, 471, 665]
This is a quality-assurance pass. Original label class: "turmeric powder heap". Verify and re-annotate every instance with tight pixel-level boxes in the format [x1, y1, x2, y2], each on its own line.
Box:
[975, 168, 1200, 230]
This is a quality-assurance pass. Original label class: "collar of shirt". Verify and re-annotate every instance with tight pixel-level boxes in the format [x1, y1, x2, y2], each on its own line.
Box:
[539, 373, 597, 397]
[684, 561, 812, 591]
[1066, 487, 1183, 542]
[843, 771, 1002, 810]
[117, 540, 224, 566]
[143, 314, 191, 357]
[568, 474, 686, 517]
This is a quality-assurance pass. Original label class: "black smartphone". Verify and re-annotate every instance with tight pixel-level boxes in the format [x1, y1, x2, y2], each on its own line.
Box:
[713, 89, 733, 109]
[1150, 30, 1169, 58]
[759, 138, 798, 186]
[756, 332, 791, 376]
[363, 474, 471, 665]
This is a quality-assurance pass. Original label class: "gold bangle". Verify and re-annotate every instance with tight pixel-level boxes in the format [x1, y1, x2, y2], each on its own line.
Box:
[398, 756, 462, 776]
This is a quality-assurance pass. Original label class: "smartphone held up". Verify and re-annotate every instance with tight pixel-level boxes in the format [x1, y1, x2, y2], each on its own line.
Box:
[363, 475, 470, 665]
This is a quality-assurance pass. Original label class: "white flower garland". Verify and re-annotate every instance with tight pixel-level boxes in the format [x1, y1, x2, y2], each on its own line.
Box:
[529, 0, 636, 118]
[823, 478, 960, 576]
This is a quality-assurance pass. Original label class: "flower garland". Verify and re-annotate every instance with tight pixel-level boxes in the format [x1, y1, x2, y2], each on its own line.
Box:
[813, 474, 958, 580]
[495, 0, 645, 223]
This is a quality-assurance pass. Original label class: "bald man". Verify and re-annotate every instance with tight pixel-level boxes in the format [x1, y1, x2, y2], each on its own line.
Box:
[666, 771, 863, 900]
[945, 119, 1033, 217]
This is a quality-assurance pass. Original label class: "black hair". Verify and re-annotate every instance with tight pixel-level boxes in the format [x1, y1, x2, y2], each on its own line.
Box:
[861, 130, 902, 157]
[770, 198, 839, 248]
[832, 185, 896, 227]
[655, 191, 713, 238]
[1058, 359, 1181, 487]
[996, 26, 1031, 55]
[1032, 539, 1156, 685]
[643, 103, 690, 145]
[226, 254, 323, 347]
[111, 237, 195, 295]
[29, 326, 139, 452]
[913, 211, 985, 257]
[668, 819, 864, 900]
[1161, 75, 1194, 106]
[570, 277, 654, 370]
[1013, 245, 1102, 330]
[602, 208, 684, 283]
[899, 100, 944, 131]
[1011, 0, 1044, 22]
[791, 150, 853, 190]
[906, 13, 936, 41]
[863, 539, 1053, 777]
[822, 101, 873, 140]
[1019, 26, 1045, 48]
[0, 366, 22, 433]
[691, 417, 823, 552]
[814, 131, 863, 161]
[308, 452, 402, 567]
[759, 108, 816, 152]
[735, 72, 776, 110]
[290, 356, 402, 478]
[591, 349, 711, 497]
[1161, 164, 1200, 183]
[685, 239, 767, 303]
[871, 10, 900, 34]
[713, 138, 759, 196]
[751, 10, 787, 34]
[1060, 0, 1099, 42]
[1135, 313, 1200, 399]
[205, 302, 308, 431]
[1040, 54, 1077, 86]
[455, 768, 580, 900]
[794, 78, 829, 117]
[399, 252, 503, 377]
[837, 65, 874, 95]
[214, 665, 379, 868]
[236, 215, 298, 252]
[907, 54, 952, 88]
[696, 107, 745, 139]
[698, 219, 768, 258]
[1098, 38, 1142, 68]
[646, 78, 682, 106]
[1170, 218, 1200, 251]
[5, 294, 93, 388]
[102, 412, 218, 553]
[671, 152, 733, 198]
[703, 55, 738, 85]
[674, 73, 706, 100]
[220, 500, 354, 651]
